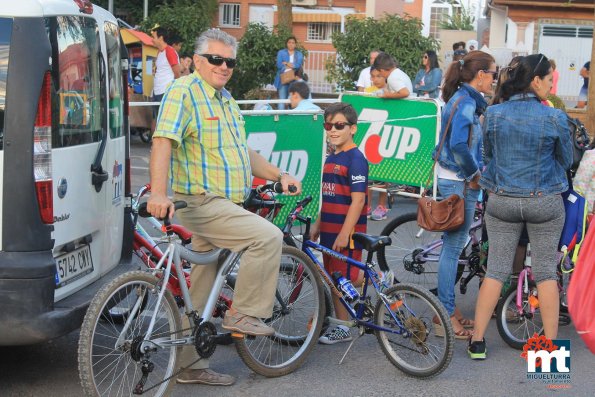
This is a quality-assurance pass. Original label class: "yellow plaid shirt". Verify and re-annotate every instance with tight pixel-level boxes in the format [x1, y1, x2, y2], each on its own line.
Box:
[153, 72, 252, 203]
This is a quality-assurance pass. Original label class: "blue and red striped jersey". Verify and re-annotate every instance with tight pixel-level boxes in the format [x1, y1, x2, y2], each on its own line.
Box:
[320, 146, 368, 250]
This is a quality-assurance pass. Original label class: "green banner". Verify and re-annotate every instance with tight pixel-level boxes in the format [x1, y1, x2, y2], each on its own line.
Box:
[244, 113, 324, 226]
[341, 94, 439, 187]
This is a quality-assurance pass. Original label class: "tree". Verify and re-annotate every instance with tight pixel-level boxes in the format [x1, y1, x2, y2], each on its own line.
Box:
[226, 23, 303, 100]
[139, 0, 218, 56]
[277, 0, 293, 33]
[328, 14, 439, 91]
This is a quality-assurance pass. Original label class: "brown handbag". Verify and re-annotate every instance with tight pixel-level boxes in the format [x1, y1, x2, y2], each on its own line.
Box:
[280, 69, 296, 85]
[417, 97, 470, 232]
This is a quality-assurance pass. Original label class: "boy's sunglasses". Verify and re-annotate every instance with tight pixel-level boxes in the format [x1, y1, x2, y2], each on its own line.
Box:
[323, 122, 353, 131]
[199, 54, 237, 68]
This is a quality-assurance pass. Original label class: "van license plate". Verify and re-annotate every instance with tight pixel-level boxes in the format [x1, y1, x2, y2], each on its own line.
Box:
[55, 245, 94, 288]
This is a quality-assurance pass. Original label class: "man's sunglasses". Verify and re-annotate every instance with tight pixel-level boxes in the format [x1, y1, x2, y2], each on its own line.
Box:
[199, 54, 237, 68]
[323, 122, 353, 131]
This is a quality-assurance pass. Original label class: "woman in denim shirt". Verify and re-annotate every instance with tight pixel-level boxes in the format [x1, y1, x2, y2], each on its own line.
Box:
[273, 36, 304, 110]
[432, 51, 497, 339]
[413, 50, 442, 99]
[468, 54, 572, 360]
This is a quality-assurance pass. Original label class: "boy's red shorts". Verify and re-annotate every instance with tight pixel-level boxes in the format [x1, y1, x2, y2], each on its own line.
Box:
[323, 249, 363, 281]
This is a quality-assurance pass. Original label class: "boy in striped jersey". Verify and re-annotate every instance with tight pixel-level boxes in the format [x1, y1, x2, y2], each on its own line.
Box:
[311, 103, 369, 344]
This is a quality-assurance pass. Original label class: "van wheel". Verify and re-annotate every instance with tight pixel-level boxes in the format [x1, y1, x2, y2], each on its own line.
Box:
[140, 129, 152, 143]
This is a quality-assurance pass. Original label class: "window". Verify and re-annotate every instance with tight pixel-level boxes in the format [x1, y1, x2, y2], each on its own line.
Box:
[430, 6, 449, 39]
[0, 18, 12, 150]
[48, 16, 102, 148]
[307, 23, 340, 42]
[220, 3, 241, 27]
[105, 22, 123, 139]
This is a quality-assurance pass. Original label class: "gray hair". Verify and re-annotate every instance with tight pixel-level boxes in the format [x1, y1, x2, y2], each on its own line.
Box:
[194, 29, 237, 57]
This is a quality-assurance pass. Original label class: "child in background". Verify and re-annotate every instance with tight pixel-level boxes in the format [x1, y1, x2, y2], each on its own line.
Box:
[311, 103, 369, 344]
[364, 67, 390, 220]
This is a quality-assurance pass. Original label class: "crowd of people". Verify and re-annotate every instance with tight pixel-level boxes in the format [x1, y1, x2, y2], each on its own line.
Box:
[146, 25, 590, 385]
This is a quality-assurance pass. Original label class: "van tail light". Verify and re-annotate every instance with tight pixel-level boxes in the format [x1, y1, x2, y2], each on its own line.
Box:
[34, 72, 53, 224]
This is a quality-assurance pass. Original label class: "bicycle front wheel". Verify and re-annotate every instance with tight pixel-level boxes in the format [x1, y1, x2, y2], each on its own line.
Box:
[78, 271, 182, 397]
[496, 282, 543, 350]
[377, 212, 466, 289]
[374, 283, 453, 378]
[234, 245, 325, 377]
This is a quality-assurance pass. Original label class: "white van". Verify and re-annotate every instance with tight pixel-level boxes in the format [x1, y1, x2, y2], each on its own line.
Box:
[0, 0, 133, 345]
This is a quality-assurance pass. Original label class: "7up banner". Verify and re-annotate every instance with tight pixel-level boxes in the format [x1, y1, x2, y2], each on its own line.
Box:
[245, 113, 324, 226]
[341, 94, 440, 188]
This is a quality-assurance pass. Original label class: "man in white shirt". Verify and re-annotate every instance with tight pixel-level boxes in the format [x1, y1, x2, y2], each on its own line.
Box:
[356, 50, 380, 91]
[373, 52, 412, 99]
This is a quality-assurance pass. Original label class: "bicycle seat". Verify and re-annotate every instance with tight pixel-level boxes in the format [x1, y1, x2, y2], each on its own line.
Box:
[352, 233, 391, 252]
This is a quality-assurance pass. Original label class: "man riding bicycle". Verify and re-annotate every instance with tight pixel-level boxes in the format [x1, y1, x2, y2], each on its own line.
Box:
[147, 28, 301, 386]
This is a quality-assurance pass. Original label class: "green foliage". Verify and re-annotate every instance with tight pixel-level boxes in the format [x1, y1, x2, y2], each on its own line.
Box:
[94, 0, 166, 26]
[439, 3, 475, 31]
[226, 23, 308, 100]
[547, 94, 566, 111]
[329, 14, 438, 91]
[139, 0, 218, 56]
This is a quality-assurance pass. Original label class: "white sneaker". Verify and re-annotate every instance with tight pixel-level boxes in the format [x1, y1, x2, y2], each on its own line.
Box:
[318, 326, 352, 345]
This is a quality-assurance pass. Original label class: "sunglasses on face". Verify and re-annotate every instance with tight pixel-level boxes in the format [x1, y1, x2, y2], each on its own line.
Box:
[199, 53, 237, 68]
[482, 70, 498, 80]
[323, 122, 353, 131]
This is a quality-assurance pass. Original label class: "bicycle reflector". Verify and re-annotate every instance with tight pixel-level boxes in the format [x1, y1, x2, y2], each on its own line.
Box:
[34, 72, 53, 224]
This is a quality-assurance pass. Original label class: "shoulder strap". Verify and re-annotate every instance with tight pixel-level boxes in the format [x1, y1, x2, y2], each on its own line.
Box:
[423, 96, 465, 192]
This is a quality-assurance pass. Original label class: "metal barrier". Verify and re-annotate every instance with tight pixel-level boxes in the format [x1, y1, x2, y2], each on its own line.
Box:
[303, 50, 337, 94]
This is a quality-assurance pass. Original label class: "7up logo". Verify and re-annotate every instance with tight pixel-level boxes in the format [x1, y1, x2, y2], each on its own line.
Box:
[247, 132, 308, 181]
[357, 108, 421, 164]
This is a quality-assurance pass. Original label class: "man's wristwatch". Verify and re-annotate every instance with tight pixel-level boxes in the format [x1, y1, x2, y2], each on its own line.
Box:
[278, 170, 289, 182]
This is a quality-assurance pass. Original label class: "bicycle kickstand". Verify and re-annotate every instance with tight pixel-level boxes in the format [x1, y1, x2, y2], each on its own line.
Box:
[338, 333, 362, 365]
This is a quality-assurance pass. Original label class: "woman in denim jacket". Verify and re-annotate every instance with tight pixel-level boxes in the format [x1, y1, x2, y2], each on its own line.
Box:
[432, 51, 497, 339]
[468, 54, 572, 360]
[273, 36, 304, 110]
[413, 50, 442, 99]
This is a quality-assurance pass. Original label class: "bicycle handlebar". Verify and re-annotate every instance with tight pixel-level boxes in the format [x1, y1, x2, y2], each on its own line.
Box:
[255, 182, 297, 194]
[282, 195, 313, 235]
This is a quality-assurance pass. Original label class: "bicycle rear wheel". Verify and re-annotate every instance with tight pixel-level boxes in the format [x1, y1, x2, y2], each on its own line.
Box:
[79, 271, 181, 397]
[377, 212, 466, 290]
[496, 282, 543, 350]
[374, 283, 453, 378]
[234, 246, 325, 377]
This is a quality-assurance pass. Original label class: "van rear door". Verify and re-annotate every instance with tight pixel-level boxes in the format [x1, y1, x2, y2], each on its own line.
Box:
[47, 15, 112, 300]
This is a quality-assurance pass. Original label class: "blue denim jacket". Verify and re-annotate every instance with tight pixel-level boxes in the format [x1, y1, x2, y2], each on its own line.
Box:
[480, 93, 572, 197]
[433, 83, 486, 180]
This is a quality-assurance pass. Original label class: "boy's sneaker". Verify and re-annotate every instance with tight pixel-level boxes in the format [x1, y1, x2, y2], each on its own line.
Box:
[366, 205, 372, 218]
[468, 338, 487, 360]
[318, 326, 352, 345]
[370, 205, 389, 221]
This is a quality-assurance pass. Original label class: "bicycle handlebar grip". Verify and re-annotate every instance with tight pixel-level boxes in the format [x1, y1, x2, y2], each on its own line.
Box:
[137, 201, 187, 219]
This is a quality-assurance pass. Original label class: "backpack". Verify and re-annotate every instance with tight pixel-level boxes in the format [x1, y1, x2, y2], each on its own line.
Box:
[568, 117, 591, 173]
[559, 181, 588, 267]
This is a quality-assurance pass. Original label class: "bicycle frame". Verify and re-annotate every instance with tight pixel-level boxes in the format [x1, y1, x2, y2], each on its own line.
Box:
[412, 215, 482, 266]
[300, 239, 413, 336]
[119, 232, 244, 352]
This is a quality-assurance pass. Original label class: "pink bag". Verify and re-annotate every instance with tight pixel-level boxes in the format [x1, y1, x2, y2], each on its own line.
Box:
[568, 222, 595, 354]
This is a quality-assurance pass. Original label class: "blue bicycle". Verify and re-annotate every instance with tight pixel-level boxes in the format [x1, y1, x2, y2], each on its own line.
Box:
[283, 196, 454, 378]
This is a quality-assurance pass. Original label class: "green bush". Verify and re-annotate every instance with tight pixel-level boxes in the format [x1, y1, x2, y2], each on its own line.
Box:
[328, 14, 439, 91]
[139, 0, 218, 56]
[226, 24, 307, 100]
[439, 4, 475, 31]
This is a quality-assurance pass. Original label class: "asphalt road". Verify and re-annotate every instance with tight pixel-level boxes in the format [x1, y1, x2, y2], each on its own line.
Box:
[1, 136, 593, 397]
